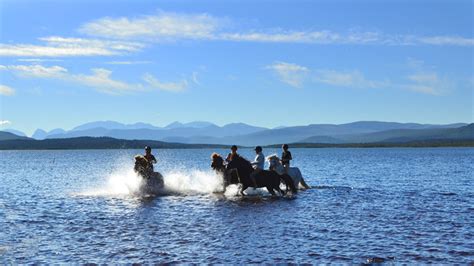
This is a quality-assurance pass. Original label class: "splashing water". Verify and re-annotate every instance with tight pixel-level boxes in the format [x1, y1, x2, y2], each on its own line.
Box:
[77, 168, 144, 197]
[77, 167, 225, 197]
[164, 169, 223, 194]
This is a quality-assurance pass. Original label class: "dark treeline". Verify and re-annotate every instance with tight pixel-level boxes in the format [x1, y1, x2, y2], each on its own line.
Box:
[0, 136, 473, 150]
[267, 139, 474, 148]
[0, 137, 228, 150]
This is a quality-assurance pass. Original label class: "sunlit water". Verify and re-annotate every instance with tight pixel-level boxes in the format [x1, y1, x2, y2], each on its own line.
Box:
[1, 148, 473, 263]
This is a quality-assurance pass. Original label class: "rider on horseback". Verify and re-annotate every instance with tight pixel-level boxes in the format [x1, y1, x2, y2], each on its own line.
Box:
[225, 145, 240, 163]
[249, 146, 265, 188]
[281, 144, 292, 174]
[144, 146, 157, 172]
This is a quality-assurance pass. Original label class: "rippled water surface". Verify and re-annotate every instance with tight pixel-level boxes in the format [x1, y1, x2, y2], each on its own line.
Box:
[1, 148, 473, 263]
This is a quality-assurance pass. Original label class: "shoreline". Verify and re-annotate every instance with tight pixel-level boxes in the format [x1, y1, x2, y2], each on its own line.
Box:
[1, 136, 473, 150]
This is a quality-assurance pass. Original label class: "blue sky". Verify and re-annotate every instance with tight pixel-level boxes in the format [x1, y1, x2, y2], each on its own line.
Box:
[0, 0, 473, 135]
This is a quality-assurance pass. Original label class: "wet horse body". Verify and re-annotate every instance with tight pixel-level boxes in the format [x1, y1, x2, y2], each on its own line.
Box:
[213, 154, 297, 196]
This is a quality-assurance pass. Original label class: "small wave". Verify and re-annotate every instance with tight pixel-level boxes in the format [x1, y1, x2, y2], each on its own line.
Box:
[438, 192, 457, 196]
[363, 256, 395, 264]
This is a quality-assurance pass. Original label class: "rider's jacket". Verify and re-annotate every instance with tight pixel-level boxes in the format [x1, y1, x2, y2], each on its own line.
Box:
[251, 152, 265, 170]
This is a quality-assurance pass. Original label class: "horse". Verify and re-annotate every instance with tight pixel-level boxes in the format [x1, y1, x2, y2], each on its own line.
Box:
[211, 153, 297, 196]
[267, 154, 311, 190]
[134, 155, 164, 194]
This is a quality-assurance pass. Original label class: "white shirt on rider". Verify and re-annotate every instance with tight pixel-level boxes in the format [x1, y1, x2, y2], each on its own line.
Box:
[251, 152, 265, 170]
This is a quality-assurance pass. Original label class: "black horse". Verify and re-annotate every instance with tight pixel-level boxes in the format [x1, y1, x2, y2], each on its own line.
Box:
[211, 153, 297, 196]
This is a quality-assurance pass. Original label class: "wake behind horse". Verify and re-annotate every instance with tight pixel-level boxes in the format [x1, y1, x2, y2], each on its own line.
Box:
[212, 153, 297, 196]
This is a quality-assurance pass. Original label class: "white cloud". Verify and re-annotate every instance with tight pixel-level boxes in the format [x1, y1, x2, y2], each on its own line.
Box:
[0, 37, 144, 57]
[221, 30, 383, 44]
[72, 68, 144, 93]
[268, 60, 450, 95]
[0, 85, 15, 96]
[419, 36, 474, 46]
[403, 72, 446, 95]
[266, 62, 309, 87]
[0, 120, 11, 126]
[222, 31, 474, 46]
[17, 58, 63, 62]
[143, 73, 188, 92]
[78, 12, 473, 47]
[2, 64, 67, 78]
[80, 12, 222, 41]
[0, 12, 471, 60]
[314, 70, 386, 89]
[399, 59, 450, 95]
[1, 64, 188, 94]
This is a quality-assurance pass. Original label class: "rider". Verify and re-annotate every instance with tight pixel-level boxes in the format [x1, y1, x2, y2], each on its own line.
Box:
[144, 146, 157, 172]
[225, 145, 240, 163]
[281, 144, 292, 174]
[249, 146, 265, 188]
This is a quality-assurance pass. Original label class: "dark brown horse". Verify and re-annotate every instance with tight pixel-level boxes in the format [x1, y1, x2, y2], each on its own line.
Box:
[211, 153, 297, 196]
[134, 155, 164, 193]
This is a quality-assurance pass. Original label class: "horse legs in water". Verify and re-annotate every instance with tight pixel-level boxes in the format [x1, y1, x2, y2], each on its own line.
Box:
[240, 184, 248, 196]
[276, 186, 286, 196]
[266, 186, 277, 196]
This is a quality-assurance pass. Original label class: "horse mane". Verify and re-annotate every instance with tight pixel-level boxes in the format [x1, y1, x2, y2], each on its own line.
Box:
[238, 154, 251, 163]
[134, 155, 148, 163]
[211, 152, 222, 160]
[134, 155, 150, 174]
[227, 154, 253, 174]
[266, 154, 280, 161]
[235, 155, 252, 168]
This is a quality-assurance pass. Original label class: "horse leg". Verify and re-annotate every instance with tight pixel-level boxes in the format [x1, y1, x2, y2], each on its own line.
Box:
[240, 185, 248, 196]
[277, 187, 285, 196]
[266, 186, 276, 196]
[278, 178, 287, 194]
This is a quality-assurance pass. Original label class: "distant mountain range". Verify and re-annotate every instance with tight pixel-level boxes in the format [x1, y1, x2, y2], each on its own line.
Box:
[1, 120, 472, 146]
[0, 131, 30, 141]
[0, 125, 472, 150]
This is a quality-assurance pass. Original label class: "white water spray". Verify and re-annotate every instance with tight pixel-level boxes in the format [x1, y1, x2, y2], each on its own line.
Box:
[76, 168, 144, 197]
[77, 167, 226, 197]
[164, 169, 223, 194]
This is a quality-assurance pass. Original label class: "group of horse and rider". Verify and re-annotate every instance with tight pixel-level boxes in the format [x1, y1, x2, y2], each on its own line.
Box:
[134, 144, 310, 196]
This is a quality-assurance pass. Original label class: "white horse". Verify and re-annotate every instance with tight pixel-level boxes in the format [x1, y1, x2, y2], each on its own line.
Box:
[266, 154, 310, 190]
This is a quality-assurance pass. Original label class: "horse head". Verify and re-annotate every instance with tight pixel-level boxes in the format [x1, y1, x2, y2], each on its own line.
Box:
[210, 152, 242, 187]
[266, 154, 282, 171]
[210, 152, 225, 173]
[134, 155, 151, 177]
[226, 155, 253, 182]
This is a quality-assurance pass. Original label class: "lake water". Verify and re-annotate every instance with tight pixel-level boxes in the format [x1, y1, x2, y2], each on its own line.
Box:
[0, 148, 473, 263]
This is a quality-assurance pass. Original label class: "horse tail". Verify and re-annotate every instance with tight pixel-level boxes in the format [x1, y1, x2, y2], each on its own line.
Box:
[296, 168, 303, 180]
[281, 174, 297, 194]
